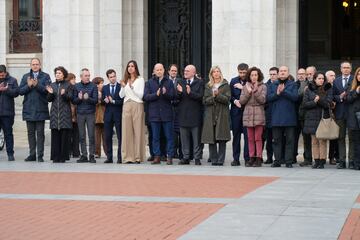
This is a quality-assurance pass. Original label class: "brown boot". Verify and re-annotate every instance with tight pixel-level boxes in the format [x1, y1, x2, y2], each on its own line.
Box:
[246, 157, 256, 167]
[151, 156, 161, 165]
[253, 157, 262, 167]
[166, 158, 173, 165]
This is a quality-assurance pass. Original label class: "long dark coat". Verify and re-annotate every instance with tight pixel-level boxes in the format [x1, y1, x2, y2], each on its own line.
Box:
[47, 80, 73, 130]
[201, 80, 231, 144]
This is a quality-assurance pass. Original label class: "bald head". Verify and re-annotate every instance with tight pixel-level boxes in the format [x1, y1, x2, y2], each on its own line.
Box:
[325, 70, 336, 85]
[306, 66, 316, 81]
[153, 63, 165, 79]
[278, 66, 289, 80]
[184, 65, 196, 80]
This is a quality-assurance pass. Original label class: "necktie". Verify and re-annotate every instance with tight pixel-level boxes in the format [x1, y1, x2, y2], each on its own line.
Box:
[343, 77, 348, 88]
[111, 85, 115, 96]
[33, 72, 38, 80]
[187, 80, 191, 85]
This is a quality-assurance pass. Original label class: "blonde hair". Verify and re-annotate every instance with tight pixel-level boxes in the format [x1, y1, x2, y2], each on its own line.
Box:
[208, 66, 224, 87]
[351, 67, 360, 91]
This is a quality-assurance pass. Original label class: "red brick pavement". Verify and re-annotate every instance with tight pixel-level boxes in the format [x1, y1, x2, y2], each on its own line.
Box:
[0, 172, 277, 198]
[338, 209, 360, 240]
[0, 199, 224, 240]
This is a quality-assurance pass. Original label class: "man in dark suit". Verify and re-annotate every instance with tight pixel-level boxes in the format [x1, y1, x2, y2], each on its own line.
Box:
[19, 58, 51, 162]
[168, 64, 183, 160]
[333, 61, 354, 169]
[230, 63, 249, 166]
[102, 69, 123, 163]
[0, 65, 19, 161]
[176, 65, 204, 165]
[144, 63, 175, 165]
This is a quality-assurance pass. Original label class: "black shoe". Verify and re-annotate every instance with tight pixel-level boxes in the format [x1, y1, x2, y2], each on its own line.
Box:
[312, 159, 320, 169]
[89, 155, 96, 163]
[337, 162, 346, 169]
[211, 162, 218, 166]
[286, 163, 293, 168]
[25, 155, 36, 162]
[318, 159, 325, 169]
[271, 162, 281, 168]
[147, 156, 154, 162]
[231, 160, 240, 166]
[77, 156, 88, 163]
[8, 155, 15, 161]
[299, 161, 312, 167]
[207, 158, 211, 162]
[178, 159, 190, 165]
[72, 154, 80, 158]
[38, 157, 44, 162]
[264, 159, 273, 164]
[161, 156, 167, 162]
[195, 159, 201, 165]
[104, 159, 113, 163]
[349, 161, 355, 169]
[217, 163, 224, 166]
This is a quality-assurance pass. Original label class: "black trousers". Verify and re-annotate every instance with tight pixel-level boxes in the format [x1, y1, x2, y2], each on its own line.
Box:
[328, 139, 339, 160]
[272, 127, 295, 164]
[0, 116, 15, 156]
[352, 130, 360, 168]
[69, 122, 80, 157]
[300, 121, 312, 162]
[263, 127, 273, 161]
[51, 129, 70, 162]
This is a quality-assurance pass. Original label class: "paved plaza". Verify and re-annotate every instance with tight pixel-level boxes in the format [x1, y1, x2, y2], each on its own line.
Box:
[0, 117, 359, 239]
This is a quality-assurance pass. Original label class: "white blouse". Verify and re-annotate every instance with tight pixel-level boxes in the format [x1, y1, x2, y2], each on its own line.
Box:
[119, 77, 145, 103]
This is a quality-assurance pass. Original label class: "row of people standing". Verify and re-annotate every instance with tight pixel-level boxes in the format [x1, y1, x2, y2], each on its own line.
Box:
[0, 58, 359, 170]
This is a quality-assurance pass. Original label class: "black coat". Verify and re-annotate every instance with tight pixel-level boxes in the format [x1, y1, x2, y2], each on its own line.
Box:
[347, 88, 360, 130]
[177, 77, 204, 128]
[0, 73, 19, 116]
[47, 81, 73, 129]
[303, 82, 333, 135]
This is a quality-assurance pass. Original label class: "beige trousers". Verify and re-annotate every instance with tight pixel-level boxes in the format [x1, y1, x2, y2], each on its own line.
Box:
[311, 135, 327, 159]
[121, 100, 146, 163]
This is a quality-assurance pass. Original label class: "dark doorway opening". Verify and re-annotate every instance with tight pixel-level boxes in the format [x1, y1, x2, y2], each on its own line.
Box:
[299, 0, 360, 72]
[148, 0, 212, 79]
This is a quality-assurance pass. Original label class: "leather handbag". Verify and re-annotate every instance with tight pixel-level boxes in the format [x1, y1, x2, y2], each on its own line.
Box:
[315, 109, 339, 140]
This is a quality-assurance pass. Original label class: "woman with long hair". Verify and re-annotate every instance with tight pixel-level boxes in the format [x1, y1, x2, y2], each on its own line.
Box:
[303, 72, 333, 169]
[46, 66, 73, 163]
[239, 67, 267, 167]
[347, 67, 360, 170]
[119, 60, 146, 163]
[201, 66, 231, 166]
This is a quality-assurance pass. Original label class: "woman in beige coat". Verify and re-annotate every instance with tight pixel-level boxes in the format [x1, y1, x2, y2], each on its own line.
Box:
[239, 67, 267, 167]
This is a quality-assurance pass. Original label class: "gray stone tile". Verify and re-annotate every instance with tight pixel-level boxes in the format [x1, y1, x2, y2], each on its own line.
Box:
[262, 215, 345, 239]
[281, 206, 350, 218]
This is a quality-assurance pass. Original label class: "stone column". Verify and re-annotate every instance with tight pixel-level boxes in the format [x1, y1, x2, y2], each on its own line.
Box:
[43, 0, 102, 79]
[276, 0, 298, 76]
[212, 0, 277, 80]
[0, 0, 12, 64]
[99, 0, 122, 79]
[122, 0, 148, 79]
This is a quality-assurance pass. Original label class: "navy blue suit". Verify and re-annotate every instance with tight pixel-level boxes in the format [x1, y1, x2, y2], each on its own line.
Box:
[229, 76, 249, 162]
[144, 76, 175, 158]
[333, 75, 354, 165]
[333, 75, 353, 120]
[102, 82, 123, 162]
